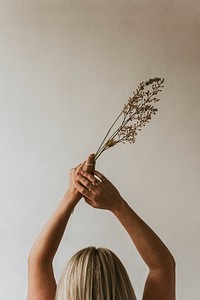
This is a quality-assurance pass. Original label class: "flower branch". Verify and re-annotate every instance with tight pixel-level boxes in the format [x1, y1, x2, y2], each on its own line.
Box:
[94, 77, 165, 161]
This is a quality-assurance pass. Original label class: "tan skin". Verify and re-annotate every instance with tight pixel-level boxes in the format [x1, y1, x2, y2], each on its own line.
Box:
[28, 154, 175, 300]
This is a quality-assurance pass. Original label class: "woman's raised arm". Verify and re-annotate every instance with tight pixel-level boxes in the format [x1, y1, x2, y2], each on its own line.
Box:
[74, 170, 176, 300]
[27, 154, 95, 300]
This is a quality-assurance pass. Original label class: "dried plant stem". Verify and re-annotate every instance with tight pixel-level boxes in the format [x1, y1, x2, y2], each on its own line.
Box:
[94, 115, 132, 160]
[94, 77, 164, 161]
[95, 111, 123, 158]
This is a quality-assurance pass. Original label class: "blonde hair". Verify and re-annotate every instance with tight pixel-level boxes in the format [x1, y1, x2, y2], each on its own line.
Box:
[56, 247, 136, 300]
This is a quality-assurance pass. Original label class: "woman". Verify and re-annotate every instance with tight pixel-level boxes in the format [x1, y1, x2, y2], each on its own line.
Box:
[28, 154, 176, 300]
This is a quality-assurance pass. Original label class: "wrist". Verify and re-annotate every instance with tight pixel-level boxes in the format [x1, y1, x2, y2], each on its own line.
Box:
[111, 197, 127, 214]
[64, 189, 82, 206]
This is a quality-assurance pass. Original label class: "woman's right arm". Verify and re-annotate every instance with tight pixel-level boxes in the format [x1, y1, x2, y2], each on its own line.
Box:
[74, 170, 176, 300]
[27, 154, 95, 300]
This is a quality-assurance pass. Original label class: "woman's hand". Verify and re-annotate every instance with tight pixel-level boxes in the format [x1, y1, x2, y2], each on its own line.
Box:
[67, 154, 95, 202]
[74, 170, 124, 212]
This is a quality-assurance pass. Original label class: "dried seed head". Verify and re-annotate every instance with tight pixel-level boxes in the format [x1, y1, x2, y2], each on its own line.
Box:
[95, 77, 164, 160]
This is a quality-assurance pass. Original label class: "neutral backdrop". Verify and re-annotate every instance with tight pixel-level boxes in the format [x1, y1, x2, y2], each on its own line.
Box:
[0, 1, 200, 299]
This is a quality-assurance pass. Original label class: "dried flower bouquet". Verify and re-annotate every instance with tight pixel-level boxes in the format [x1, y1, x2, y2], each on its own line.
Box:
[94, 77, 164, 161]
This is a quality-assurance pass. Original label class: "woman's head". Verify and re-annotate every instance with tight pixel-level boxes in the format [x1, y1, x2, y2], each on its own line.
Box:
[56, 246, 136, 300]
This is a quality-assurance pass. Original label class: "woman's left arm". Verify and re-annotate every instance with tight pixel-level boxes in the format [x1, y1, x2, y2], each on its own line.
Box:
[27, 154, 94, 300]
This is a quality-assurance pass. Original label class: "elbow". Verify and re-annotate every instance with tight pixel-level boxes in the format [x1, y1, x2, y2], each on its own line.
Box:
[28, 246, 42, 267]
[28, 245, 38, 263]
[28, 248, 52, 267]
[28, 250, 36, 267]
[169, 254, 176, 270]
[166, 249, 176, 267]
[152, 252, 176, 273]
[163, 252, 176, 273]
[162, 245, 176, 270]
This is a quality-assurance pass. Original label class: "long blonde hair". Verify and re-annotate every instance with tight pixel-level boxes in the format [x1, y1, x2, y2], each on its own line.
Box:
[56, 246, 136, 300]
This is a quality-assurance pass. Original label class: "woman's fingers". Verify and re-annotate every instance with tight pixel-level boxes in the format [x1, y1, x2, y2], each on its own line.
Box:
[74, 181, 91, 198]
[75, 163, 84, 175]
[79, 171, 102, 187]
[76, 172, 99, 190]
[83, 153, 95, 173]
[94, 170, 106, 182]
[71, 154, 95, 177]
[86, 153, 95, 163]
[70, 163, 83, 183]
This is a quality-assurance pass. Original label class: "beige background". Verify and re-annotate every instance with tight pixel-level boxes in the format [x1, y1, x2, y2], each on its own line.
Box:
[0, 1, 200, 299]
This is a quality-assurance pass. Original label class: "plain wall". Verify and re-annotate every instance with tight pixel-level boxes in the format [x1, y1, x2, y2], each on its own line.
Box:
[0, 1, 200, 299]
